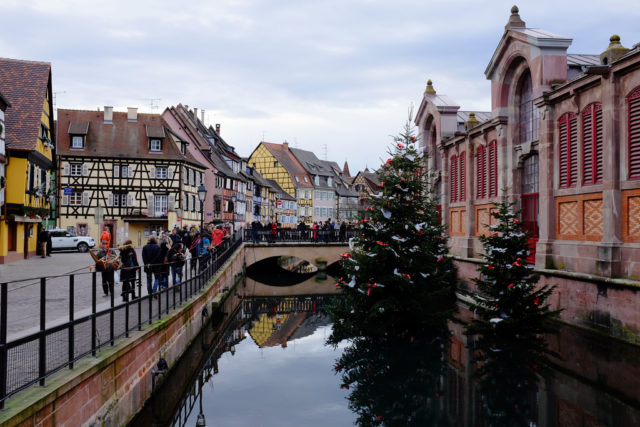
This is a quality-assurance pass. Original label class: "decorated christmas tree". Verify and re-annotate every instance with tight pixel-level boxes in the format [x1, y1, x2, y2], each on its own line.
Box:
[328, 116, 457, 344]
[466, 197, 560, 377]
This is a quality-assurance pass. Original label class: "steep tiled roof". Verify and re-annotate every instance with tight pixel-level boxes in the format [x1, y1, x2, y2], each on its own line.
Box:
[0, 58, 51, 151]
[56, 109, 205, 168]
[290, 147, 334, 177]
[262, 142, 312, 188]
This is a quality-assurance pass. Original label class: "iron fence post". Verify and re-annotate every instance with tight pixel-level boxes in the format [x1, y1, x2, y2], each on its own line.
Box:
[69, 275, 74, 369]
[39, 277, 46, 386]
[0, 282, 8, 409]
[165, 280, 169, 315]
[110, 285, 114, 346]
[92, 272, 97, 356]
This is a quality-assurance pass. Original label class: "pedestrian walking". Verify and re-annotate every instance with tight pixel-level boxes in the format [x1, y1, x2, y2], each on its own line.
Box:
[38, 226, 47, 258]
[119, 240, 139, 302]
[168, 242, 186, 285]
[142, 237, 161, 296]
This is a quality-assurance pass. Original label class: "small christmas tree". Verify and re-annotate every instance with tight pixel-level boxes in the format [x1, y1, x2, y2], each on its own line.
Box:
[328, 115, 457, 344]
[466, 197, 560, 375]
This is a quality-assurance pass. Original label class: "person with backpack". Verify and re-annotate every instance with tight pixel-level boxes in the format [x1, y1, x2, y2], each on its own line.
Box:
[168, 242, 186, 285]
[119, 240, 139, 302]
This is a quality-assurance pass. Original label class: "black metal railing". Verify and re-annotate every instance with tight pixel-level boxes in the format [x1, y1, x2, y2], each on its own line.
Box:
[0, 234, 243, 409]
[244, 227, 358, 243]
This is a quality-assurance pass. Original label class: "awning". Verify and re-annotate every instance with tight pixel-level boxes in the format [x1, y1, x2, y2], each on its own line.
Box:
[68, 122, 90, 135]
[10, 214, 42, 223]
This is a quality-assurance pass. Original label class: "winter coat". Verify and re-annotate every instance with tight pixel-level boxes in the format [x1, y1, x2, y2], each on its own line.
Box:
[119, 245, 139, 281]
[142, 242, 161, 274]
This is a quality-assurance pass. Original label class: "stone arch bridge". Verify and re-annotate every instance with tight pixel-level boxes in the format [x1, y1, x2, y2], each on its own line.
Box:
[243, 242, 349, 268]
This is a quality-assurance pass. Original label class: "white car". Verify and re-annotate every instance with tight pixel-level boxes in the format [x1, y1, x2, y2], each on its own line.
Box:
[49, 229, 96, 252]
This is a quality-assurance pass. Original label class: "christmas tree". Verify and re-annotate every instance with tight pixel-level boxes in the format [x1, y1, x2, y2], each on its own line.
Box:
[467, 199, 559, 378]
[328, 116, 457, 344]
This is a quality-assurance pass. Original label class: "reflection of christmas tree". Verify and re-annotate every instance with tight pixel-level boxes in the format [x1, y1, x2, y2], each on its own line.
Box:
[466, 197, 560, 426]
[335, 335, 452, 427]
[328, 116, 457, 344]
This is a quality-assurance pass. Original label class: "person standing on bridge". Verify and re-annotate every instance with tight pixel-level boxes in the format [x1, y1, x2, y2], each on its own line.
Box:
[119, 240, 139, 302]
[142, 237, 161, 296]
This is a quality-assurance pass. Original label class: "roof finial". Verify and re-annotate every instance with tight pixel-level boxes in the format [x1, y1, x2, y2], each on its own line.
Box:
[425, 79, 436, 95]
[505, 5, 525, 30]
[600, 34, 629, 65]
[465, 112, 480, 131]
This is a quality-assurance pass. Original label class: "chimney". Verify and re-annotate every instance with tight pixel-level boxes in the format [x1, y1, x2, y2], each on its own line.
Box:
[194, 108, 198, 121]
[215, 124, 221, 134]
[127, 107, 138, 122]
[201, 109, 205, 123]
[283, 141, 289, 149]
[104, 106, 113, 123]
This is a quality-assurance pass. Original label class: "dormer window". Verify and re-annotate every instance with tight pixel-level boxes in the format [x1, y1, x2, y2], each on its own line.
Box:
[180, 142, 186, 155]
[304, 176, 309, 183]
[314, 176, 319, 186]
[71, 135, 84, 149]
[328, 177, 333, 186]
[150, 139, 162, 152]
[295, 176, 299, 182]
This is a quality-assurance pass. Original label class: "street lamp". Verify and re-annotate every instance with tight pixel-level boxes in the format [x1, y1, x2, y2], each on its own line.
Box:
[197, 184, 207, 231]
[231, 194, 236, 233]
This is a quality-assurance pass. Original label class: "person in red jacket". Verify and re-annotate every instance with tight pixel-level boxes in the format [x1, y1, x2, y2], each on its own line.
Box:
[212, 225, 225, 253]
[100, 225, 111, 250]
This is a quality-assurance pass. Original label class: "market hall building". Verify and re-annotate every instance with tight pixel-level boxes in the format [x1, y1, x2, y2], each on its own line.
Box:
[416, 6, 640, 341]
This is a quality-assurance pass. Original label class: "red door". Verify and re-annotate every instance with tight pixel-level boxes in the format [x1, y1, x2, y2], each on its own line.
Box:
[521, 193, 539, 264]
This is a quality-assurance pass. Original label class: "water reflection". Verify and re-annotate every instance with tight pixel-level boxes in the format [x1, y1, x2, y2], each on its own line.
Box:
[133, 296, 640, 427]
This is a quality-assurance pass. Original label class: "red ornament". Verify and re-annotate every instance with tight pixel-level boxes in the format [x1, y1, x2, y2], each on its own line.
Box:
[340, 253, 351, 259]
[397, 142, 404, 148]
[513, 219, 519, 224]
[508, 283, 514, 289]
[437, 256, 445, 262]
[385, 158, 392, 166]
[376, 416, 383, 421]
[411, 136, 417, 142]
[513, 261, 522, 267]
[487, 265, 494, 270]
[378, 181, 385, 187]
[534, 297, 540, 306]
[492, 232, 498, 237]
[341, 384, 349, 390]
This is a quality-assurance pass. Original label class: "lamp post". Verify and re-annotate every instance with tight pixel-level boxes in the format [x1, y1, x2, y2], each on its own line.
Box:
[231, 194, 236, 234]
[197, 184, 207, 231]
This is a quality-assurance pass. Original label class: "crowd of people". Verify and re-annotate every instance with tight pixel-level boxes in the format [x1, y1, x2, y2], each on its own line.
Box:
[249, 219, 357, 243]
[94, 223, 233, 302]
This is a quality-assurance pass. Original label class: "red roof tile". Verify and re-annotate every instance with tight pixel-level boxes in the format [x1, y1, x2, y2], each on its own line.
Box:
[261, 142, 313, 188]
[0, 58, 51, 151]
[56, 109, 205, 168]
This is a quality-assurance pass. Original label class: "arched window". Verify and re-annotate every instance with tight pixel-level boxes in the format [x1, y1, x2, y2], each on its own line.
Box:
[476, 145, 486, 199]
[628, 88, 640, 179]
[582, 103, 603, 185]
[558, 112, 578, 188]
[431, 126, 441, 172]
[518, 71, 538, 143]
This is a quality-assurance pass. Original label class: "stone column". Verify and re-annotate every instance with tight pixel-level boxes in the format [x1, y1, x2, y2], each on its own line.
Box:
[464, 143, 476, 258]
[535, 101, 556, 269]
[597, 73, 622, 277]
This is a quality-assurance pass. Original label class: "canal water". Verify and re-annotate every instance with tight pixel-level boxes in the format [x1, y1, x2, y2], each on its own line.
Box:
[132, 294, 640, 426]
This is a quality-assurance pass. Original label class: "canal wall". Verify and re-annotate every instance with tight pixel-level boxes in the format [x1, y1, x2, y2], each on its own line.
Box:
[0, 246, 244, 427]
[454, 257, 640, 344]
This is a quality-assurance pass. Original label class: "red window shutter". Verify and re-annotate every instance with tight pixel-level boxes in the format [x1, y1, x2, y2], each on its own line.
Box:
[582, 107, 594, 184]
[459, 152, 465, 201]
[594, 105, 603, 183]
[450, 155, 457, 202]
[476, 146, 485, 199]
[629, 89, 640, 179]
[569, 114, 578, 187]
[559, 116, 568, 188]
[488, 141, 497, 197]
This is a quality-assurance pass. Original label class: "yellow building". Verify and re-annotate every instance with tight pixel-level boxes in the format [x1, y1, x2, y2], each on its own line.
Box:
[0, 58, 55, 262]
[248, 141, 313, 225]
[56, 108, 206, 248]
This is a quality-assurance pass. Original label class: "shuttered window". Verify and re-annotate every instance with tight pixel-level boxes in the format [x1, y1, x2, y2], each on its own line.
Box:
[582, 103, 603, 185]
[559, 112, 578, 188]
[629, 88, 640, 179]
[476, 146, 486, 199]
[488, 140, 498, 197]
[450, 155, 457, 202]
[459, 152, 465, 202]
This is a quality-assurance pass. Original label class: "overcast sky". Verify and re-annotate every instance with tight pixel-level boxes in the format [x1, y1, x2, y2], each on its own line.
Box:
[2, 0, 639, 172]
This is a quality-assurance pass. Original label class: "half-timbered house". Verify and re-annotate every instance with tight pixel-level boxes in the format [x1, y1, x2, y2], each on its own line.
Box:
[0, 58, 55, 262]
[56, 107, 206, 247]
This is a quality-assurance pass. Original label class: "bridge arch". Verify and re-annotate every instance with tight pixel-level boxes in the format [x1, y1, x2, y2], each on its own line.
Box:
[243, 243, 349, 268]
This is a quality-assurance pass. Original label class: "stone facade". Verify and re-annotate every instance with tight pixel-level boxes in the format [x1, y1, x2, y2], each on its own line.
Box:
[415, 7, 640, 340]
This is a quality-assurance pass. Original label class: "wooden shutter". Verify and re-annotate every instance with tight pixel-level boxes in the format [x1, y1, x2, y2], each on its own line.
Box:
[149, 166, 156, 179]
[184, 169, 188, 185]
[82, 191, 90, 206]
[127, 193, 135, 207]
[628, 89, 640, 179]
[62, 162, 70, 176]
[559, 115, 569, 188]
[569, 114, 578, 187]
[582, 107, 593, 184]
[107, 193, 114, 206]
[168, 167, 174, 180]
[476, 146, 485, 199]
[168, 194, 175, 211]
[113, 164, 119, 178]
[488, 141, 497, 197]
[450, 155, 457, 202]
[459, 152, 465, 201]
[81, 163, 89, 177]
[147, 194, 154, 217]
[594, 106, 603, 183]
[62, 194, 69, 205]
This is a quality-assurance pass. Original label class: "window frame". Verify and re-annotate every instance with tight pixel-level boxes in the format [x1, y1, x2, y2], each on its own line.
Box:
[558, 112, 578, 188]
[582, 103, 603, 185]
[149, 139, 162, 152]
[156, 166, 168, 179]
[71, 135, 84, 149]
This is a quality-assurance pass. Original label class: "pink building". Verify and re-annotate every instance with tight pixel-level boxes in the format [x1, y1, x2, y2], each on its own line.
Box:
[416, 7, 640, 342]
